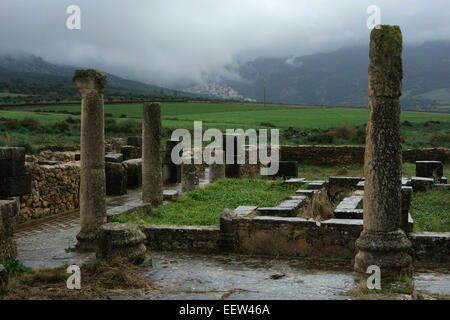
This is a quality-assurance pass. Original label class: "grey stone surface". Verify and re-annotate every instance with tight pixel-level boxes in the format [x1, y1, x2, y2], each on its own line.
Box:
[0, 175, 32, 197]
[105, 162, 127, 196]
[411, 176, 434, 192]
[105, 153, 124, 163]
[0, 147, 26, 177]
[272, 161, 298, 179]
[296, 189, 318, 198]
[97, 222, 147, 264]
[122, 159, 143, 189]
[163, 189, 179, 201]
[234, 206, 257, 216]
[146, 252, 357, 300]
[416, 160, 443, 179]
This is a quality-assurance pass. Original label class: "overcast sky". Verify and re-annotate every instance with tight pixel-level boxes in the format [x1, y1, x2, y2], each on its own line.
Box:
[1, 0, 450, 87]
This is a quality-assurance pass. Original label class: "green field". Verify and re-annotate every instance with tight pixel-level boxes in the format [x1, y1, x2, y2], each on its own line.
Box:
[0, 102, 449, 150]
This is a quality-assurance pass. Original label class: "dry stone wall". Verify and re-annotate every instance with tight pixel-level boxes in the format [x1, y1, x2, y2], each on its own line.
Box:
[20, 157, 80, 220]
[280, 145, 449, 165]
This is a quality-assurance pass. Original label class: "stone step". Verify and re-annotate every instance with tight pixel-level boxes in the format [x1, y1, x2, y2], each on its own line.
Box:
[295, 189, 319, 198]
[257, 207, 296, 217]
[163, 189, 179, 201]
[335, 196, 362, 211]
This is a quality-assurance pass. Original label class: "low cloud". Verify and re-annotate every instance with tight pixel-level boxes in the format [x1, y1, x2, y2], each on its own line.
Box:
[1, 0, 449, 87]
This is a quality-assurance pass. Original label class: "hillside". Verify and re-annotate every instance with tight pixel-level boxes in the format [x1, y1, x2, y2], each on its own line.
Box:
[213, 41, 450, 110]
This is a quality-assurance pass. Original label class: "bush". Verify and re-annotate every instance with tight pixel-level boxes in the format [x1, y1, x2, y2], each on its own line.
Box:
[332, 125, 358, 140]
[11, 136, 35, 154]
[430, 132, 450, 146]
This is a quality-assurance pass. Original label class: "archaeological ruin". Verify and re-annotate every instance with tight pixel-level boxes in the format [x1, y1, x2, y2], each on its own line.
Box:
[0, 26, 449, 301]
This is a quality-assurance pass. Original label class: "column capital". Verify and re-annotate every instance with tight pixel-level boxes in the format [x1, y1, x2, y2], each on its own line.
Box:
[73, 69, 107, 93]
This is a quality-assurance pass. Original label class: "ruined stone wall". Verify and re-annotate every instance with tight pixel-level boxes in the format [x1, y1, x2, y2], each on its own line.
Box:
[280, 145, 450, 165]
[20, 159, 80, 220]
[403, 148, 450, 164]
[233, 217, 362, 258]
[142, 225, 220, 253]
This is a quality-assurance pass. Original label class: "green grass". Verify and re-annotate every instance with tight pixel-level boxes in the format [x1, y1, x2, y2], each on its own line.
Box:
[111, 178, 300, 226]
[2, 102, 450, 148]
[14, 103, 450, 130]
[410, 190, 450, 232]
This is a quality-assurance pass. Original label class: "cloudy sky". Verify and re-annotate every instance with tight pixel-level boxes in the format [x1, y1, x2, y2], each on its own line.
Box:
[1, 0, 450, 87]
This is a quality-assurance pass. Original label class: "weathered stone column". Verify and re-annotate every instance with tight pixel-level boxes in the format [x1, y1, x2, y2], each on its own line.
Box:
[354, 26, 412, 281]
[73, 69, 107, 250]
[142, 102, 163, 207]
[209, 150, 225, 182]
[182, 159, 199, 192]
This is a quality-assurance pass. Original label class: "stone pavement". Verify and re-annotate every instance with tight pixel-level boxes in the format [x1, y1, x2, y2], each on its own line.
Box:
[13, 167, 450, 299]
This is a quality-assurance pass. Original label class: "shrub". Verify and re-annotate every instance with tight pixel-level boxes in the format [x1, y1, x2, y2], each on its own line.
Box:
[11, 136, 35, 154]
[430, 132, 450, 146]
[332, 125, 358, 140]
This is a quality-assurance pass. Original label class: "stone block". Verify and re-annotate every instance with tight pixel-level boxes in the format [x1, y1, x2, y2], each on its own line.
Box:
[105, 153, 123, 163]
[97, 223, 147, 265]
[411, 177, 434, 192]
[257, 207, 296, 217]
[307, 181, 327, 190]
[163, 189, 179, 202]
[0, 175, 32, 197]
[225, 163, 241, 179]
[284, 178, 306, 185]
[105, 163, 127, 196]
[333, 209, 363, 219]
[401, 186, 413, 234]
[121, 145, 141, 161]
[127, 136, 142, 147]
[328, 176, 363, 197]
[122, 159, 142, 189]
[295, 189, 318, 199]
[416, 161, 443, 179]
[272, 161, 298, 179]
[0, 147, 26, 177]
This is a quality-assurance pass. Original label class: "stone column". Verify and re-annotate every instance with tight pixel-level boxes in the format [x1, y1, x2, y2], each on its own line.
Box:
[354, 26, 412, 281]
[222, 133, 241, 178]
[209, 150, 225, 183]
[73, 69, 107, 250]
[182, 160, 199, 192]
[165, 139, 182, 183]
[142, 102, 163, 207]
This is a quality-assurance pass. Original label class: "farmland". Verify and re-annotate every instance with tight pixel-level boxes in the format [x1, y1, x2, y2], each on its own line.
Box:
[0, 102, 449, 151]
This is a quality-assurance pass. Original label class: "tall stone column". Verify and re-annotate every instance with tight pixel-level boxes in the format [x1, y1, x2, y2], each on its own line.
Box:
[182, 160, 199, 192]
[142, 102, 163, 207]
[209, 150, 225, 183]
[354, 26, 412, 281]
[73, 69, 107, 250]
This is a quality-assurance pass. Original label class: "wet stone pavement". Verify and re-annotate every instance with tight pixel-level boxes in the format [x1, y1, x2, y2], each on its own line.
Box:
[146, 252, 357, 300]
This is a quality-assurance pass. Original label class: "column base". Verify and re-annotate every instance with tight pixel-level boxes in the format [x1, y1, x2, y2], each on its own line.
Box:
[354, 229, 413, 283]
[76, 230, 99, 252]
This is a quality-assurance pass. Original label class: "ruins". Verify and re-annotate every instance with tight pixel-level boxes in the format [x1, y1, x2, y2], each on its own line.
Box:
[73, 69, 108, 250]
[354, 25, 413, 281]
[142, 102, 163, 207]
